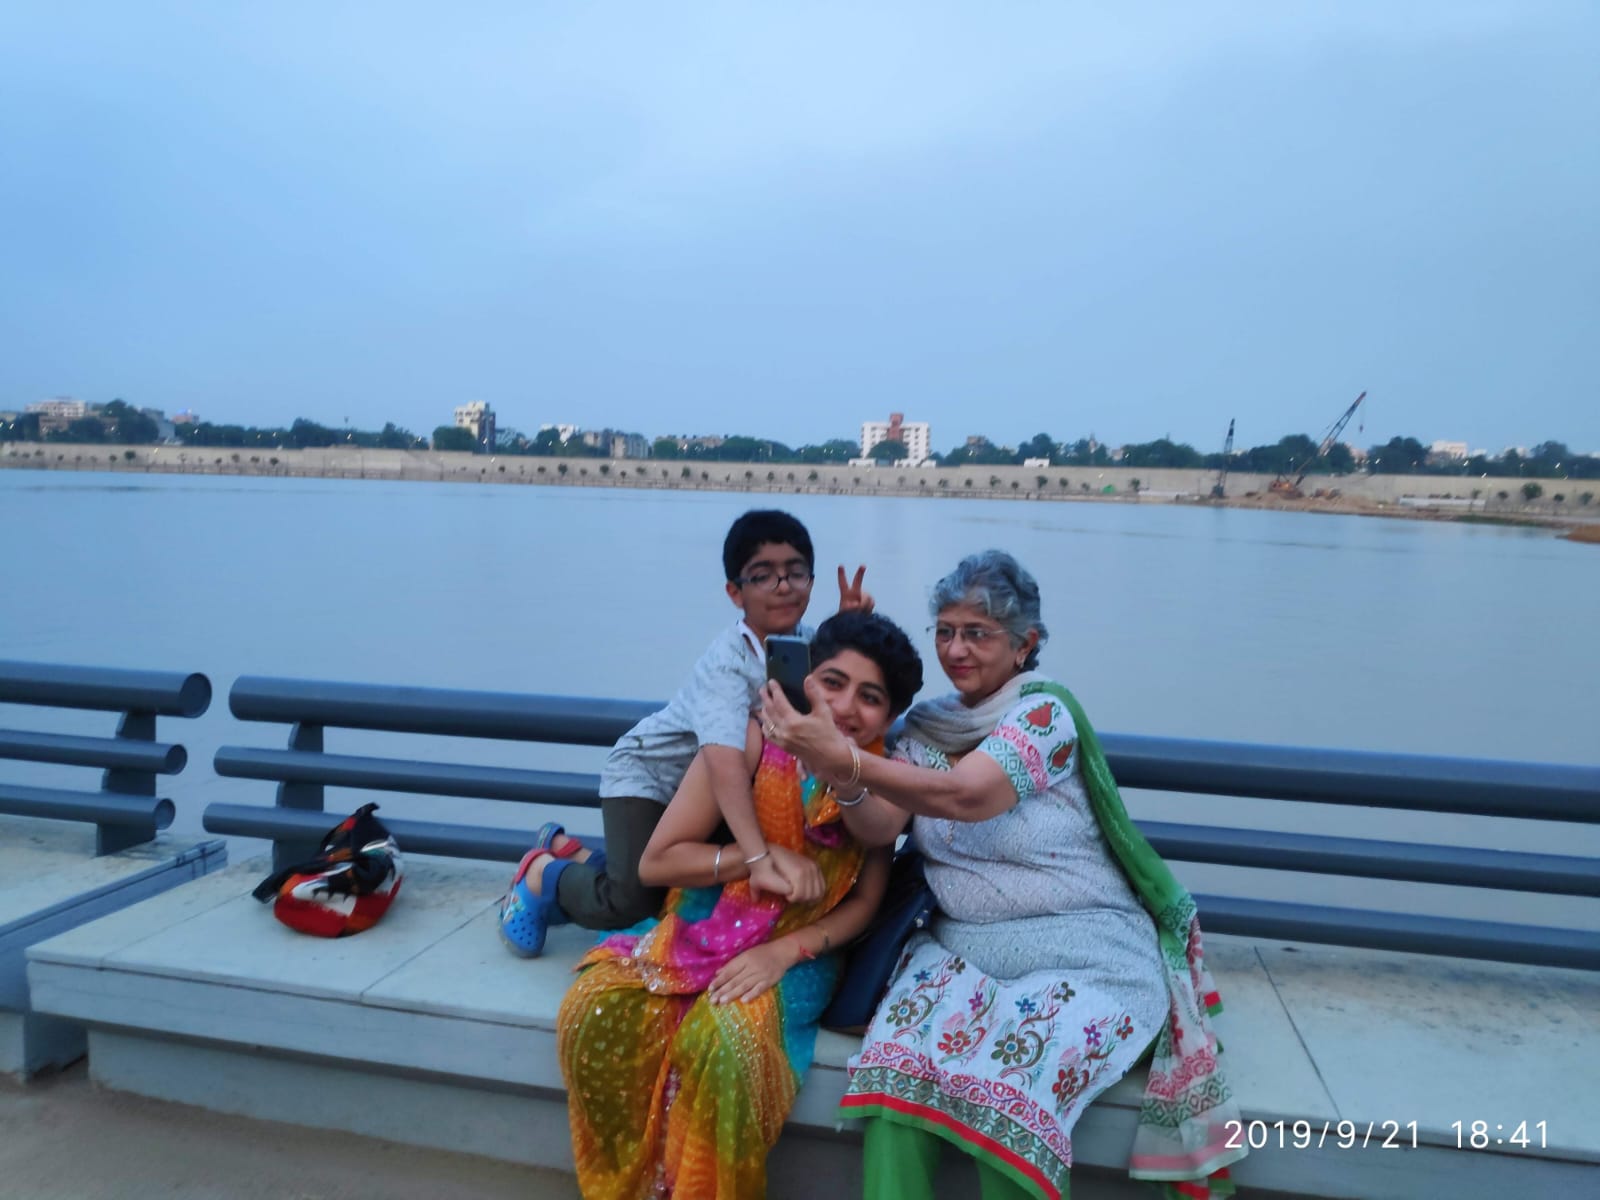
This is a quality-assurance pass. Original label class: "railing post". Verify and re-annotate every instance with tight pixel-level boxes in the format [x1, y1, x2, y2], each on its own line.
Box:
[98, 710, 158, 855]
[272, 722, 324, 872]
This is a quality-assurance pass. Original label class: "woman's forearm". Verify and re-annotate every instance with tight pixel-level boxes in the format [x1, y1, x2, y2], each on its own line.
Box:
[857, 752, 1016, 822]
[637, 840, 750, 889]
[838, 790, 910, 847]
[778, 848, 890, 958]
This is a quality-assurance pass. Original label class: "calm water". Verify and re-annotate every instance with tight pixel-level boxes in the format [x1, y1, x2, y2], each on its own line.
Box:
[3, 470, 1595, 927]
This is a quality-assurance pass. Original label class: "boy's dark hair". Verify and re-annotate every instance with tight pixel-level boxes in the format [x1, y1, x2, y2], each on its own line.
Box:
[811, 611, 924, 716]
[722, 510, 815, 581]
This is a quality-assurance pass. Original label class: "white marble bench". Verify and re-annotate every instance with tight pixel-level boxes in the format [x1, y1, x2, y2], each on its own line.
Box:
[26, 857, 1600, 1198]
[0, 814, 225, 1077]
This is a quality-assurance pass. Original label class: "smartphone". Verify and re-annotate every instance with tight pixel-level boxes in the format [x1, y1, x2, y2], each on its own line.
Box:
[765, 635, 812, 714]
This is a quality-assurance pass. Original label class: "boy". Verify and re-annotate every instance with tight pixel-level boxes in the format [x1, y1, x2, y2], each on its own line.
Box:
[500, 509, 870, 955]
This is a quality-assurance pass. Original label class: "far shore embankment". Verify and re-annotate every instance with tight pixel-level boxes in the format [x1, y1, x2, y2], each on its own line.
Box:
[5, 443, 1596, 535]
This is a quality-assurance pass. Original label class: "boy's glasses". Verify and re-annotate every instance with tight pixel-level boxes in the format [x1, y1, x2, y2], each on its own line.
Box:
[737, 568, 814, 592]
[929, 623, 1009, 647]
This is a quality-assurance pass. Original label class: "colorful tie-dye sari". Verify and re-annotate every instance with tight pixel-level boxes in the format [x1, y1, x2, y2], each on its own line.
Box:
[557, 739, 871, 1199]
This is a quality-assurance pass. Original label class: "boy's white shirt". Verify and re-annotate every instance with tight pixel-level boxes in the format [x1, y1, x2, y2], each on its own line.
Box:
[599, 618, 811, 804]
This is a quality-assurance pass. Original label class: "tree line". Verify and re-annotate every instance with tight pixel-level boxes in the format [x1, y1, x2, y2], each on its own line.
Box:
[5, 408, 1595, 481]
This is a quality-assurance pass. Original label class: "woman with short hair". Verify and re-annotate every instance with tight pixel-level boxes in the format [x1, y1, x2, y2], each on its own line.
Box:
[558, 611, 924, 1200]
[763, 550, 1244, 1200]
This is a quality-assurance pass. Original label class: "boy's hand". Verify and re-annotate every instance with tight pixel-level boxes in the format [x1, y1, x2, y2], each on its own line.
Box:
[747, 855, 794, 902]
[836, 565, 874, 615]
[768, 844, 825, 904]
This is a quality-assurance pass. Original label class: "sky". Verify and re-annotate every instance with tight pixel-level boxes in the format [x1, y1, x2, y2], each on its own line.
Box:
[2, 2, 1596, 455]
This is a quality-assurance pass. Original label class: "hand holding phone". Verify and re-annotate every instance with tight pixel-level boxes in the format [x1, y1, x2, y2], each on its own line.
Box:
[765, 635, 811, 714]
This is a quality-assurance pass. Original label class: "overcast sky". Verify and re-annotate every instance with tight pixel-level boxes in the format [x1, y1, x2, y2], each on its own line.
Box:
[3, 2, 1596, 454]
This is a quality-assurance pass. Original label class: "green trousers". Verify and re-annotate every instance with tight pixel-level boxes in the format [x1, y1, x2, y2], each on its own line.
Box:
[863, 1117, 1040, 1200]
[554, 794, 667, 929]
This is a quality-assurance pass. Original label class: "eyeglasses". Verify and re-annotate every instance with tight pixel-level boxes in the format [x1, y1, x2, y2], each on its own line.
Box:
[736, 567, 814, 592]
[929, 623, 1011, 647]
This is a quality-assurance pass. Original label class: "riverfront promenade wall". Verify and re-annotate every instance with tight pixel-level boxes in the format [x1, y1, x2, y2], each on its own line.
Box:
[4, 442, 1594, 521]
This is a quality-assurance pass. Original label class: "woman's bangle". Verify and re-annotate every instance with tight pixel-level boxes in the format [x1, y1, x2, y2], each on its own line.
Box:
[712, 845, 723, 881]
[835, 787, 868, 808]
[842, 741, 862, 789]
[743, 849, 770, 866]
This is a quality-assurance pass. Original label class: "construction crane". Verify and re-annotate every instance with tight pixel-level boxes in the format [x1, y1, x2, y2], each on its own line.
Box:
[1210, 418, 1235, 499]
[1269, 391, 1366, 498]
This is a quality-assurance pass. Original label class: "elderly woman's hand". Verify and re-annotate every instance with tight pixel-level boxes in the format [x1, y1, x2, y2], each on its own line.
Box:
[759, 678, 856, 788]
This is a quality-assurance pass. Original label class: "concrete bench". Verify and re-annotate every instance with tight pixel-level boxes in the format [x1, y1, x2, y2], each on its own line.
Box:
[27, 856, 1600, 1198]
[23, 671, 1600, 1195]
[1, 661, 226, 1077]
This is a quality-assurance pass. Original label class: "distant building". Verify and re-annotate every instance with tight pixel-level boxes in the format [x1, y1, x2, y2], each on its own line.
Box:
[540, 423, 579, 443]
[26, 398, 87, 435]
[609, 432, 650, 458]
[861, 413, 931, 465]
[171, 410, 201, 425]
[1345, 443, 1368, 465]
[1021, 457, 1050, 469]
[1429, 440, 1469, 462]
[454, 402, 496, 452]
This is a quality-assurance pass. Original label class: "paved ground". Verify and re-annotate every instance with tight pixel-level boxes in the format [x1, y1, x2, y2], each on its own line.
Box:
[0, 1061, 582, 1200]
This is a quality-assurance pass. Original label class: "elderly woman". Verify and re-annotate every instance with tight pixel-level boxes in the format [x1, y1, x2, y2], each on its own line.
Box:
[761, 551, 1244, 1200]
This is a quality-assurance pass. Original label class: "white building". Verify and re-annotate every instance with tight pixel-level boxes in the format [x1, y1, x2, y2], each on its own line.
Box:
[860, 412, 932, 465]
[1429, 440, 1469, 461]
[26, 398, 88, 434]
[453, 402, 496, 451]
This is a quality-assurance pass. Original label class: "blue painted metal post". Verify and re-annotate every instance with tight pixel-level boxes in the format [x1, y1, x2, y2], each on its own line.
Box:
[273, 721, 325, 872]
[98, 710, 159, 854]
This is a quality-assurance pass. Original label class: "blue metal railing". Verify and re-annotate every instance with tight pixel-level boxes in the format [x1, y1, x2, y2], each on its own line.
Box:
[0, 661, 211, 853]
[202, 674, 1600, 971]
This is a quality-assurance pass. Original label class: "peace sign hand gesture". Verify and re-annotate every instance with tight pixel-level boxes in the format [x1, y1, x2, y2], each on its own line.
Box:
[836, 565, 875, 615]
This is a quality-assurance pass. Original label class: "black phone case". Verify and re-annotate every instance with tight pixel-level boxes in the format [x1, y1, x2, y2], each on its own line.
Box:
[765, 636, 811, 714]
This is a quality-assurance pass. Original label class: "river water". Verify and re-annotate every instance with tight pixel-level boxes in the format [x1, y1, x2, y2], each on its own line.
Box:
[3, 469, 1595, 928]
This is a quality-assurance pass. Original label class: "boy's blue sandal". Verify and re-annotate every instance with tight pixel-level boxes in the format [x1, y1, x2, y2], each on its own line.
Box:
[497, 824, 603, 957]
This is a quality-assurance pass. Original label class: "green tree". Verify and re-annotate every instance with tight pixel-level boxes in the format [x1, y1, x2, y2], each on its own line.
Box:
[796, 439, 858, 464]
[1120, 438, 1202, 469]
[1324, 442, 1356, 474]
[96, 400, 157, 444]
[378, 422, 422, 449]
[58, 416, 108, 442]
[1521, 482, 1543, 502]
[289, 418, 339, 448]
[1, 412, 41, 441]
[1016, 432, 1056, 461]
[1367, 436, 1429, 474]
[432, 425, 477, 452]
[1060, 438, 1110, 466]
[652, 437, 682, 459]
[870, 439, 909, 463]
[945, 439, 1013, 466]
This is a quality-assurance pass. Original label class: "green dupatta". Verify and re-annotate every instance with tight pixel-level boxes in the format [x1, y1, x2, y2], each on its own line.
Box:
[1021, 681, 1246, 1198]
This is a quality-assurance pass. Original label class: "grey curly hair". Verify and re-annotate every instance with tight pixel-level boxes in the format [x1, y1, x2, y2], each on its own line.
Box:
[928, 549, 1048, 671]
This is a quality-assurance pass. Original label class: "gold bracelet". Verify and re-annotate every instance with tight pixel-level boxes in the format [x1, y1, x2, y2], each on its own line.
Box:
[744, 849, 771, 866]
[712, 845, 723, 881]
[843, 741, 862, 789]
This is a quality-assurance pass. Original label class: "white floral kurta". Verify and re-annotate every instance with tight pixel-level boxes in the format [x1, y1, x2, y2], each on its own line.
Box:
[840, 688, 1167, 1200]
